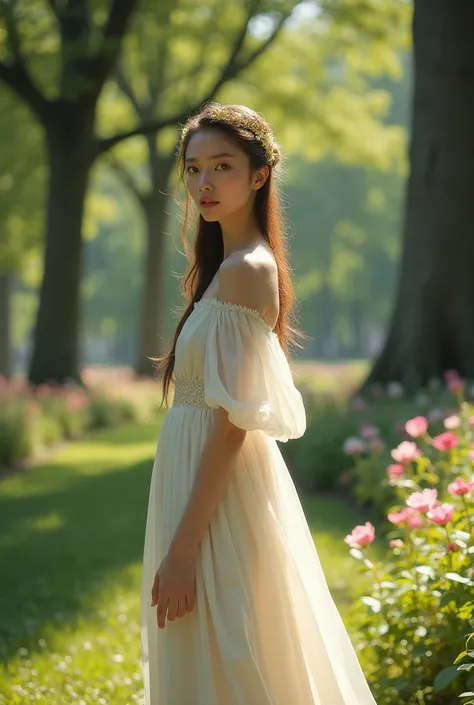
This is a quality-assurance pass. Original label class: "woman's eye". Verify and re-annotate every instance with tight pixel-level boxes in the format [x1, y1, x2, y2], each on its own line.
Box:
[216, 163, 230, 170]
[186, 166, 198, 174]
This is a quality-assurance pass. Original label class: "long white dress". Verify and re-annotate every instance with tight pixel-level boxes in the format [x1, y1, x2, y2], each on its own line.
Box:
[140, 296, 377, 705]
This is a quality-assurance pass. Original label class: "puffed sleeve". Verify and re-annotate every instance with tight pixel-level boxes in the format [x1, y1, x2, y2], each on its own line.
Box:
[203, 299, 306, 442]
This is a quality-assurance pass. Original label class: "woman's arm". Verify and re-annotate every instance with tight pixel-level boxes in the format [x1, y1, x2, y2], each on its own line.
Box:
[169, 411, 247, 558]
[169, 255, 276, 557]
[151, 256, 277, 629]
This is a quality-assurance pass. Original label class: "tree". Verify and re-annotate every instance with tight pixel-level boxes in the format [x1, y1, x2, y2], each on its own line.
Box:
[107, 0, 409, 375]
[0, 90, 44, 378]
[364, 0, 474, 391]
[0, 0, 305, 384]
[0, 0, 144, 384]
[104, 0, 299, 376]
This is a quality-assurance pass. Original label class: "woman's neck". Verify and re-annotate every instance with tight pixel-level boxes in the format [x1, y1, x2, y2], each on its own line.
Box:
[219, 208, 263, 259]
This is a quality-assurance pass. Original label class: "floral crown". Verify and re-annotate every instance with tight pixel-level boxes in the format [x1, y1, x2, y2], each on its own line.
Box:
[180, 105, 279, 167]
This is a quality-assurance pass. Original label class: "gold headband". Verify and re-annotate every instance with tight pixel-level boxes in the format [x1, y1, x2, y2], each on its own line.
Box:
[180, 106, 278, 167]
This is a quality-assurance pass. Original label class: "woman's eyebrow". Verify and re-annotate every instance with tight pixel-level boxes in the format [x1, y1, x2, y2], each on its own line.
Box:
[185, 152, 236, 163]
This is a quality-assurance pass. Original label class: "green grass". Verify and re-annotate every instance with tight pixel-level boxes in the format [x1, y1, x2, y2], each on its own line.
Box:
[0, 420, 373, 704]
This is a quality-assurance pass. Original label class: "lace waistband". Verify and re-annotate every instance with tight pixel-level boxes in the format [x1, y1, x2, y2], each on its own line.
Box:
[172, 377, 208, 408]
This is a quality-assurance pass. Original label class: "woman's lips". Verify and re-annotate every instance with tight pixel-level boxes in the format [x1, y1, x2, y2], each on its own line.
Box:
[200, 201, 220, 209]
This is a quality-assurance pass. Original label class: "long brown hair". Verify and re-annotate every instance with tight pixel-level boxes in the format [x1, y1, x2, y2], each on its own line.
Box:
[152, 102, 305, 407]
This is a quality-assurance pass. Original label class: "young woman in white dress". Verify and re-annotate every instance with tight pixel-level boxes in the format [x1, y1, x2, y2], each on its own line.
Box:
[140, 102, 377, 704]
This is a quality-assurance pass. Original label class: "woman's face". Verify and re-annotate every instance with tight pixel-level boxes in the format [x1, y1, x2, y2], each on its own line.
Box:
[184, 128, 267, 223]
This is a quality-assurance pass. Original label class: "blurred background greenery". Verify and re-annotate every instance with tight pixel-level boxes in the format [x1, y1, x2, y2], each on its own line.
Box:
[0, 0, 412, 384]
[2, 2, 474, 702]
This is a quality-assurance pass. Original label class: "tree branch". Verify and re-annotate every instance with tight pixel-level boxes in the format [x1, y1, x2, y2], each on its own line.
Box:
[96, 108, 189, 155]
[231, 10, 289, 77]
[107, 153, 147, 206]
[87, 0, 138, 97]
[115, 64, 144, 118]
[210, 0, 263, 91]
[56, 0, 90, 42]
[96, 1, 291, 156]
[0, 2, 50, 123]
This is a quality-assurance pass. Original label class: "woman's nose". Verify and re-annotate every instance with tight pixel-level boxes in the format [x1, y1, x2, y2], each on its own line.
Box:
[198, 173, 213, 191]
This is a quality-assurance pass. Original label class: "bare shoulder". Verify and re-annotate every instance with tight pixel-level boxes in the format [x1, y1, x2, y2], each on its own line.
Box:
[218, 244, 278, 314]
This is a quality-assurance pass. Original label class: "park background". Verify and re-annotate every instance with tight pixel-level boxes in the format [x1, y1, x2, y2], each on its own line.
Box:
[1, 1, 474, 704]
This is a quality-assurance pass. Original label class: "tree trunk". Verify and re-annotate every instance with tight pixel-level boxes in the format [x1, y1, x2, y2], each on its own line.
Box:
[134, 148, 175, 377]
[364, 0, 474, 391]
[350, 298, 364, 358]
[0, 271, 13, 379]
[28, 113, 94, 386]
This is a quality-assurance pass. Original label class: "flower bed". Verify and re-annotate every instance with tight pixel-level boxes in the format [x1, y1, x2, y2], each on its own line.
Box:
[0, 368, 165, 472]
[342, 371, 474, 704]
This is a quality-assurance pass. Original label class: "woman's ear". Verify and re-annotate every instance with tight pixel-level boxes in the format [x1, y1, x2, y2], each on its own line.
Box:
[253, 165, 270, 191]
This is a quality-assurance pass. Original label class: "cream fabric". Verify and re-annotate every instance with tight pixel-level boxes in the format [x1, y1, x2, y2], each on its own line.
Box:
[140, 297, 377, 705]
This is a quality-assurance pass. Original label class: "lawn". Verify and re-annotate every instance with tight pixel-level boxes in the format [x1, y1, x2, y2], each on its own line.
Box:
[0, 420, 373, 704]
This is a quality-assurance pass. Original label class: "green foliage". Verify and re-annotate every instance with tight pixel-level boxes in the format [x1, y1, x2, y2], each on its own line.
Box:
[0, 415, 371, 702]
[286, 156, 405, 357]
[0, 374, 162, 470]
[341, 383, 474, 703]
[2, 0, 413, 372]
[0, 93, 45, 272]
[455, 633, 474, 704]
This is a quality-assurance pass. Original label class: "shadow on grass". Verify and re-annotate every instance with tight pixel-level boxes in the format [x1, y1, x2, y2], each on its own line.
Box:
[0, 422, 160, 665]
[300, 493, 383, 616]
[0, 418, 375, 666]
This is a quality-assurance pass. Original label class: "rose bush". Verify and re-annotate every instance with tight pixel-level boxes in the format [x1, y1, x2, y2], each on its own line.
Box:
[343, 371, 474, 703]
[0, 372, 164, 470]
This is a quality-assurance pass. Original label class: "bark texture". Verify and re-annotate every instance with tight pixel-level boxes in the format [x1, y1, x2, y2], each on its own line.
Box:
[28, 114, 94, 385]
[365, 0, 474, 390]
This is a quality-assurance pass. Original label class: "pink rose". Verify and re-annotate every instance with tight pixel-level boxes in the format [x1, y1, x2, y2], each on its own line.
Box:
[391, 441, 421, 464]
[405, 416, 428, 438]
[359, 423, 380, 440]
[432, 432, 458, 451]
[468, 416, 474, 428]
[344, 522, 376, 549]
[343, 437, 366, 455]
[387, 507, 414, 525]
[407, 513, 424, 529]
[387, 464, 405, 481]
[406, 489, 439, 513]
[444, 415, 461, 430]
[446, 542, 459, 553]
[389, 539, 404, 548]
[447, 477, 474, 496]
[427, 503, 455, 525]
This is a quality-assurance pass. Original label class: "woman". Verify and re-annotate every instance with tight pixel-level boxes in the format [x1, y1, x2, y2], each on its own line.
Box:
[140, 102, 376, 704]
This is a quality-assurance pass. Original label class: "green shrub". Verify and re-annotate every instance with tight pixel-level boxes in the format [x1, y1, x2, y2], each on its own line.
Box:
[0, 403, 35, 465]
[0, 373, 162, 469]
[342, 372, 474, 704]
[289, 378, 461, 505]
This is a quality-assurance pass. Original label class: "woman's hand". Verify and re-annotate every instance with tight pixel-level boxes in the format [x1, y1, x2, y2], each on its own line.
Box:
[151, 547, 197, 629]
